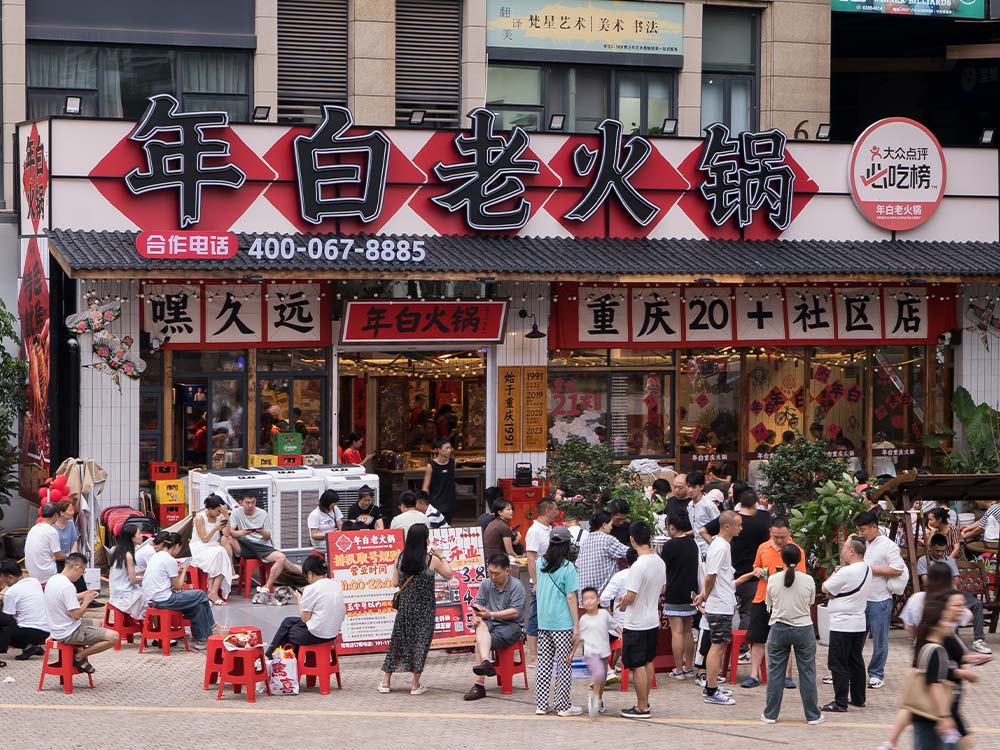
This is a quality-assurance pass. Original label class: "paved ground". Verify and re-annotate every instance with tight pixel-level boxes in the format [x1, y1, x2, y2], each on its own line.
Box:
[3, 601, 998, 750]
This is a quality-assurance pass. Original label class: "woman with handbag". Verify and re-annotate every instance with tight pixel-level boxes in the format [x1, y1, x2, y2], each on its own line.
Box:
[907, 592, 986, 749]
[379, 523, 453, 695]
[534, 526, 582, 717]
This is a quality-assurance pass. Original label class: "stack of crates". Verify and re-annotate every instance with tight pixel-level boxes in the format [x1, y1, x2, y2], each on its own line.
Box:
[249, 454, 278, 468]
[151, 462, 186, 525]
[273, 432, 303, 467]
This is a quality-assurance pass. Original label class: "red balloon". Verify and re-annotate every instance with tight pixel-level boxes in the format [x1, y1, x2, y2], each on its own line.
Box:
[49, 489, 63, 503]
[52, 475, 68, 488]
[38, 488, 48, 501]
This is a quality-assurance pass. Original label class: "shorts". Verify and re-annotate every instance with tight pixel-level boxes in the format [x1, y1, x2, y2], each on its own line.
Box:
[62, 621, 114, 648]
[585, 654, 608, 684]
[705, 613, 733, 645]
[663, 603, 697, 618]
[487, 620, 523, 650]
[746, 602, 771, 644]
[526, 593, 538, 637]
[237, 538, 277, 560]
[621, 627, 659, 669]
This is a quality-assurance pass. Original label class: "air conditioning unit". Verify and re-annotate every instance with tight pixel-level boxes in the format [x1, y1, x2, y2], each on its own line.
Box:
[188, 468, 272, 513]
[308, 464, 381, 517]
[257, 467, 328, 556]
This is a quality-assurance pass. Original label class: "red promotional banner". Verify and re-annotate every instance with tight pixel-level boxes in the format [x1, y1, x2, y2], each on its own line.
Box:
[340, 300, 509, 345]
[327, 526, 486, 654]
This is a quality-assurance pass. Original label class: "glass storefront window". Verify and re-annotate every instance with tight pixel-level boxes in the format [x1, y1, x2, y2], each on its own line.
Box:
[549, 373, 609, 446]
[677, 352, 741, 472]
[173, 350, 246, 374]
[293, 379, 325, 456]
[872, 346, 926, 475]
[257, 348, 328, 372]
[210, 378, 245, 468]
[609, 373, 673, 457]
[258, 378, 290, 453]
[744, 347, 806, 451]
[808, 348, 867, 470]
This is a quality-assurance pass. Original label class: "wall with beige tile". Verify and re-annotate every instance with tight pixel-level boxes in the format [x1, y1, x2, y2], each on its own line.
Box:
[2, 0, 26, 208]
[255, 0, 278, 122]
[348, 0, 397, 126]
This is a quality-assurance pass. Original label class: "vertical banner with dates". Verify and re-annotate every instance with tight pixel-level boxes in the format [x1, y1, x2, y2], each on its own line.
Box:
[523, 366, 548, 452]
[429, 526, 486, 649]
[497, 366, 523, 452]
[326, 529, 403, 655]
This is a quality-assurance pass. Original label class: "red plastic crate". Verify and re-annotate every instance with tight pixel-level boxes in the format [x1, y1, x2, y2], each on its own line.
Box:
[157, 502, 186, 526]
[277, 454, 303, 466]
[149, 461, 178, 480]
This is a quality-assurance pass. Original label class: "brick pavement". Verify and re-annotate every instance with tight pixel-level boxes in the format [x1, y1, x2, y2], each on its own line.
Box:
[2, 605, 998, 750]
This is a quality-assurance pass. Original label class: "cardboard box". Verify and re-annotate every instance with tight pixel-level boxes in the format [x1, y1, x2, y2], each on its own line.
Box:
[249, 454, 278, 467]
[273, 432, 303, 455]
[158, 502, 186, 526]
[277, 454, 303, 466]
[154, 479, 185, 505]
[149, 461, 178, 480]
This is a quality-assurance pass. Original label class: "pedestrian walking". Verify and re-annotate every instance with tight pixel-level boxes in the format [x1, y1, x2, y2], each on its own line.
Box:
[760, 545, 824, 726]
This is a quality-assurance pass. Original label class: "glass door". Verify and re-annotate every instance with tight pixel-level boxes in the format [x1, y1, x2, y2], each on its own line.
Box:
[209, 377, 246, 468]
[257, 376, 327, 457]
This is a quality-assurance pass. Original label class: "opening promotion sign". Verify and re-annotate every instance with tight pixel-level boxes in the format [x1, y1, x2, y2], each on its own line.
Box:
[831, 0, 985, 19]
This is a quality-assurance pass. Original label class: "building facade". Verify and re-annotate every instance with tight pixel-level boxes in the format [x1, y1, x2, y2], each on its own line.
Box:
[5, 0, 1000, 525]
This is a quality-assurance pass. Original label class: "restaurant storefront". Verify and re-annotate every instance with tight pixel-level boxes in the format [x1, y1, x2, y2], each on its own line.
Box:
[14, 98, 1000, 513]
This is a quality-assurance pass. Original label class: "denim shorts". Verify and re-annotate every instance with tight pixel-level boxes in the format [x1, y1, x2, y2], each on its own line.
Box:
[526, 593, 538, 636]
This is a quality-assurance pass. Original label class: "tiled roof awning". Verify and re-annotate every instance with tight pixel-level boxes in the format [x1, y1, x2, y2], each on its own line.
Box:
[44, 228, 1000, 282]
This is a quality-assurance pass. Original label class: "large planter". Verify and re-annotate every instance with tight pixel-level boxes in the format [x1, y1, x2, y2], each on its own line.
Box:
[816, 603, 831, 646]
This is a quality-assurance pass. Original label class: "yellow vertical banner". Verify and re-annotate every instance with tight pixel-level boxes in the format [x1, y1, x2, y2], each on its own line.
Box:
[497, 366, 522, 452]
[522, 366, 548, 452]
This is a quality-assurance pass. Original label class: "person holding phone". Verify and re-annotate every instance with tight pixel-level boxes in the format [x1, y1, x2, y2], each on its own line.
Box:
[190, 495, 236, 605]
[265, 556, 345, 657]
[463, 554, 525, 701]
[43, 553, 117, 673]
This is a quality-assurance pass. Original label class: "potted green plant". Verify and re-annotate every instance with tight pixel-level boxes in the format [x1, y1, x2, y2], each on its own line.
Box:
[759, 435, 848, 519]
[923, 386, 1000, 473]
[0, 300, 27, 524]
[539, 435, 633, 520]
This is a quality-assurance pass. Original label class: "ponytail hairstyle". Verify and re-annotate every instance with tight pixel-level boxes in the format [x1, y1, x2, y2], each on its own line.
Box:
[780, 544, 801, 588]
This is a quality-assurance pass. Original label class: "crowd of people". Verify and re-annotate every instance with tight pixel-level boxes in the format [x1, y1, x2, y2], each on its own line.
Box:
[2, 471, 996, 749]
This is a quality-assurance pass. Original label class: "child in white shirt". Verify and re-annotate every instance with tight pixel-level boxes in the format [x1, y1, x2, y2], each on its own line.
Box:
[579, 587, 621, 718]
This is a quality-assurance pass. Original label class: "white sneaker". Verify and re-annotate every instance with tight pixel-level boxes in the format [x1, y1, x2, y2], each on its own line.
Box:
[599, 700, 606, 714]
[534, 707, 549, 715]
[738, 651, 752, 664]
[588, 693, 599, 719]
[760, 714, 776, 724]
[704, 691, 736, 706]
[972, 640, 993, 654]
[557, 705, 584, 717]
[868, 677, 885, 689]
[822, 675, 834, 685]
[807, 715, 827, 726]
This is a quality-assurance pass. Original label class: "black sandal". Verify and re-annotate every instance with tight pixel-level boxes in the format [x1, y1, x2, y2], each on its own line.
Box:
[0, 659, 7, 668]
[73, 658, 95, 674]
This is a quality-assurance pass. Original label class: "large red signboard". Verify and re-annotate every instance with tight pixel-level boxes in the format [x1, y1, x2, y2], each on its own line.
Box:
[340, 300, 509, 345]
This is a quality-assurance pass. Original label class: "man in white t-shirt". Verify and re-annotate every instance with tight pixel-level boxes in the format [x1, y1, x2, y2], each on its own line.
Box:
[142, 532, 220, 649]
[231, 495, 302, 593]
[389, 491, 430, 539]
[820, 537, 871, 713]
[617, 521, 666, 720]
[686, 472, 720, 558]
[0, 560, 49, 660]
[265, 555, 345, 658]
[43, 553, 116, 673]
[524, 497, 559, 667]
[855, 511, 906, 689]
[24, 503, 66, 584]
[694, 510, 742, 706]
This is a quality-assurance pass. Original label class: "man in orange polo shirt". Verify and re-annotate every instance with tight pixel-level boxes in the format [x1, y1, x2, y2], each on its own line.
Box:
[739, 518, 805, 688]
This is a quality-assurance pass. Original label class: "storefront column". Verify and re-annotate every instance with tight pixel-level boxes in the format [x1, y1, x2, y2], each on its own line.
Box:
[78, 279, 141, 504]
[329, 342, 339, 463]
[488, 281, 550, 486]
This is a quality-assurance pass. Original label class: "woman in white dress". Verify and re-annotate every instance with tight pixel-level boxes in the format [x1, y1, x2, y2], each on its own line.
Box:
[190, 495, 236, 605]
[108, 523, 148, 620]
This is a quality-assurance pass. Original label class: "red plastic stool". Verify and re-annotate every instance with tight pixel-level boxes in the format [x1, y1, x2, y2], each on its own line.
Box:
[203, 635, 228, 689]
[184, 566, 209, 592]
[139, 606, 190, 655]
[491, 641, 529, 694]
[725, 629, 766, 684]
[239, 558, 274, 598]
[620, 667, 658, 692]
[297, 639, 342, 694]
[216, 646, 272, 703]
[37, 639, 95, 694]
[103, 604, 143, 651]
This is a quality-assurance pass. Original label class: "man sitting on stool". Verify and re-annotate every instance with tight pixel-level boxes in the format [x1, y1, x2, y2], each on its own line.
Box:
[0, 560, 49, 662]
[230, 494, 303, 593]
[43, 553, 117, 674]
[464, 553, 526, 701]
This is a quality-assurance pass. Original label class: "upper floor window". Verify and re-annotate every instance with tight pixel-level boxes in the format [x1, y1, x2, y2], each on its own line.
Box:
[27, 44, 251, 121]
[487, 63, 674, 135]
[701, 7, 759, 134]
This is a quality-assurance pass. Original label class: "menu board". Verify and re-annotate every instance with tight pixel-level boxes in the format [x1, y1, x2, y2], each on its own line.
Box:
[497, 366, 523, 452]
[326, 528, 404, 655]
[523, 366, 548, 452]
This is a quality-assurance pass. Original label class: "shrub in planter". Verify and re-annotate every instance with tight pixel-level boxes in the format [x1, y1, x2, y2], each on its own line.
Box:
[789, 473, 869, 587]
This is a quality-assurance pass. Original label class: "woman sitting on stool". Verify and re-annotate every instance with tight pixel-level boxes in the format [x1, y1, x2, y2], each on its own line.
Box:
[265, 556, 346, 657]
